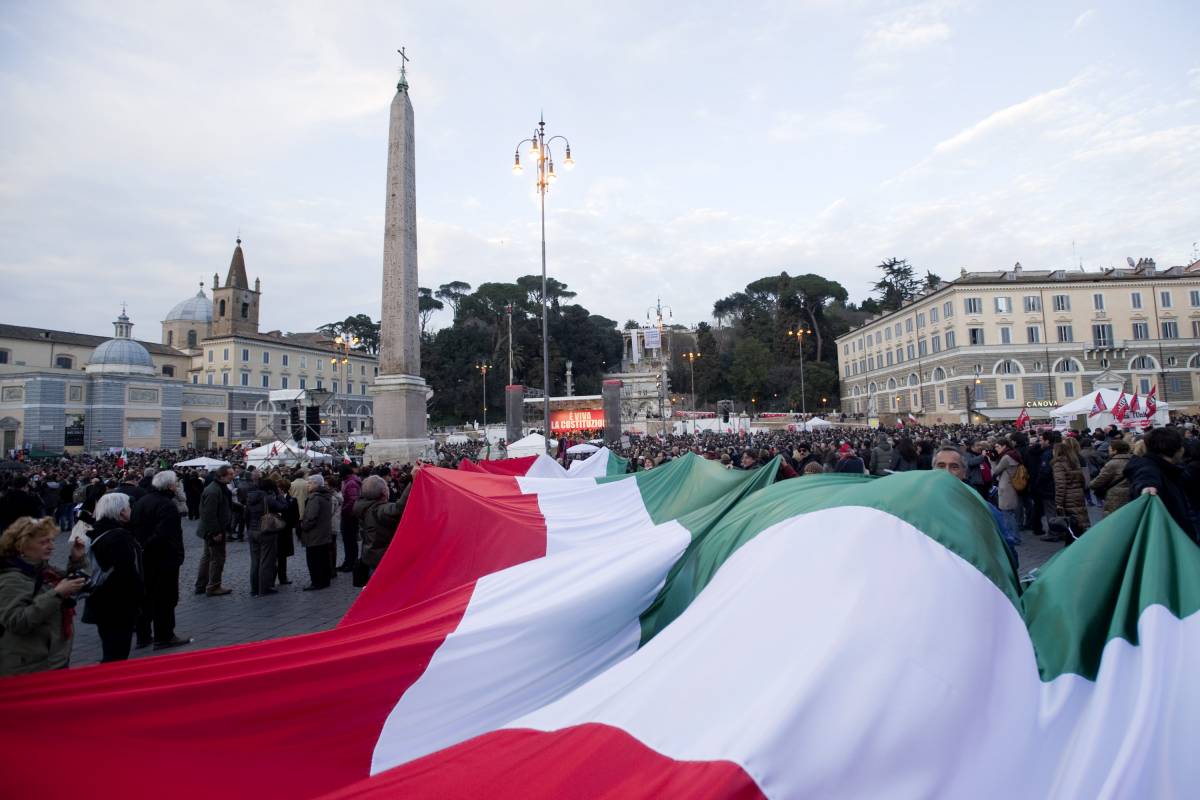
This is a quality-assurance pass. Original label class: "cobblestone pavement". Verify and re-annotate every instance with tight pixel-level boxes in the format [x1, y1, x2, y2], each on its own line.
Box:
[57, 502, 1104, 668]
[62, 518, 361, 667]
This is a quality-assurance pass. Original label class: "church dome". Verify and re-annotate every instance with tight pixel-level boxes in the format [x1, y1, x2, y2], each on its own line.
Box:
[90, 338, 155, 370]
[86, 309, 158, 375]
[165, 288, 213, 322]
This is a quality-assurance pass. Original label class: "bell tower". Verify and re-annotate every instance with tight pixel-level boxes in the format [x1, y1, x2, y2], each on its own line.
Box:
[211, 238, 261, 337]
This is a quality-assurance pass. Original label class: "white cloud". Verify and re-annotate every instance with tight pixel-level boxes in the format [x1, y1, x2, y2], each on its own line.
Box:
[860, 2, 955, 55]
[933, 73, 1090, 154]
[1071, 9, 1096, 31]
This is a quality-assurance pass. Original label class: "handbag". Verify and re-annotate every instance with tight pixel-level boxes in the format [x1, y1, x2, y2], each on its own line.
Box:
[260, 512, 287, 533]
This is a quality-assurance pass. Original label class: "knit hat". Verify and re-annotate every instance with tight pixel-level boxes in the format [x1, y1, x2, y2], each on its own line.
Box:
[838, 443, 853, 456]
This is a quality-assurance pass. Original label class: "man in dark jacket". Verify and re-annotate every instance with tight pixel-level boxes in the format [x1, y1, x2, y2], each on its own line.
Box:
[83, 492, 144, 663]
[130, 470, 190, 650]
[114, 472, 146, 504]
[183, 471, 204, 520]
[1125, 427, 1199, 544]
[833, 443, 866, 474]
[0, 475, 43, 530]
[195, 466, 234, 596]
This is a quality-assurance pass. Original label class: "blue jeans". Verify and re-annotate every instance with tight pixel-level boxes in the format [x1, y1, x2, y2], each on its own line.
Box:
[999, 509, 1021, 547]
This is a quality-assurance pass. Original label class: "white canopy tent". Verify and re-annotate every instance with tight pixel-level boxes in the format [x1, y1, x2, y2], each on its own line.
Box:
[803, 418, 833, 432]
[1052, 388, 1168, 429]
[173, 456, 231, 469]
[244, 441, 335, 467]
[506, 433, 555, 459]
[567, 442, 600, 455]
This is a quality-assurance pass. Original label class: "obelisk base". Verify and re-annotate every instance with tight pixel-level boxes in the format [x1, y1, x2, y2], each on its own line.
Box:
[365, 373, 433, 465]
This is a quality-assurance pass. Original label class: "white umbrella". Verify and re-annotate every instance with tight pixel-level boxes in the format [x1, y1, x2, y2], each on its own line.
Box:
[567, 442, 600, 454]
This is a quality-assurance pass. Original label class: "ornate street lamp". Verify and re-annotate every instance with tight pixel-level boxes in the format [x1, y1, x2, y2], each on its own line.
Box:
[787, 325, 813, 415]
[512, 116, 574, 452]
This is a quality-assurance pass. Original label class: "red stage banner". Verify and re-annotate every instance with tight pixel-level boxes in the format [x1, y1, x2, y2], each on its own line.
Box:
[550, 408, 605, 432]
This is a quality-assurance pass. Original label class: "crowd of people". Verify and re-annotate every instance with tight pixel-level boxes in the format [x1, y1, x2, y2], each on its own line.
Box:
[3, 417, 1197, 677]
[0, 453, 419, 675]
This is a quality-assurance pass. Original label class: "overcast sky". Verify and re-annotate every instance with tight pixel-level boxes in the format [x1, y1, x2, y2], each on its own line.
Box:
[2, 1, 1197, 340]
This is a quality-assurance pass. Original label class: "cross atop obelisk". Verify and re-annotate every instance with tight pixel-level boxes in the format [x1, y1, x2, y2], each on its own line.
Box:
[397, 46, 409, 91]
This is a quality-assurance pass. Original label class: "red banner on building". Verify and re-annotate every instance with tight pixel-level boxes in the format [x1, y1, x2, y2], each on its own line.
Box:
[549, 408, 606, 432]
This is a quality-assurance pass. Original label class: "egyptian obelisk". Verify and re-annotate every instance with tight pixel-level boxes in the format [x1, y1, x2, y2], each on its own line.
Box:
[366, 49, 431, 465]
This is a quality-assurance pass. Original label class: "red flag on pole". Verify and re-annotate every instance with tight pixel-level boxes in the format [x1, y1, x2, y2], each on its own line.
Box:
[1015, 408, 1030, 430]
[1089, 392, 1108, 416]
[1146, 385, 1158, 417]
[1112, 391, 1130, 422]
[1129, 393, 1141, 417]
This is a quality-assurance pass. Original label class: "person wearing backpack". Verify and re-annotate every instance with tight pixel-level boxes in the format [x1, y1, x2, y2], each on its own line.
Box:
[0, 516, 88, 676]
[83, 492, 144, 663]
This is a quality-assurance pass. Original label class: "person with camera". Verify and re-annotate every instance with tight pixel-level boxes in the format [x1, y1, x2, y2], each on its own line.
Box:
[353, 464, 419, 585]
[0, 516, 88, 676]
[82, 492, 144, 663]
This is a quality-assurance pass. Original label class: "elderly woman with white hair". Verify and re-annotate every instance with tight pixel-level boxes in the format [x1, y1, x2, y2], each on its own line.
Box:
[352, 468, 418, 584]
[130, 470, 191, 651]
[298, 473, 334, 590]
[82, 491, 144, 663]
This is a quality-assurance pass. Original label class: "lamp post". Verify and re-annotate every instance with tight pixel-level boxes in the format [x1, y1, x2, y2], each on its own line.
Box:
[477, 361, 491, 443]
[512, 116, 574, 452]
[683, 351, 700, 434]
[965, 365, 981, 423]
[787, 325, 813, 415]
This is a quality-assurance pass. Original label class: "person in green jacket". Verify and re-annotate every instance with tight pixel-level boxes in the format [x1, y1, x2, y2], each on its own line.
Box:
[0, 516, 88, 676]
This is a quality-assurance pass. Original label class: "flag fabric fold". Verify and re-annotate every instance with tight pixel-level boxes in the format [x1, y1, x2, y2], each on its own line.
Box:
[2, 461, 1197, 800]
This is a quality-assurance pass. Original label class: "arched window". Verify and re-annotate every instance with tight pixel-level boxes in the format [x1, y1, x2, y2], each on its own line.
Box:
[852, 385, 861, 397]
[994, 359, 1021, 375]
[932, 367, 947, 381]
[1130, 355, 1157, 371]
[55, 355, 73, 369]
[1054, 358, 1081, 373]
[241, 302, 249, 318]
[167, 330, 174, 346]
[867, 381, 877, 394]
[907, 373, 919, 386]
[187, 330, 197, 348]
[219, 299, 226, 317]
[886, 377, 897, 390]
[1188, 353, 1200, 369]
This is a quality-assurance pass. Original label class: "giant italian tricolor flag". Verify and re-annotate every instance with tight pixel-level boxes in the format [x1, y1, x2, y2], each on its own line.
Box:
[1, 453, 1197, 798]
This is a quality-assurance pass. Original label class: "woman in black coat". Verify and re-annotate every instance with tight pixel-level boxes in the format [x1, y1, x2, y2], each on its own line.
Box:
[276, 478, 298, 584]
[83, 493, 144, 663]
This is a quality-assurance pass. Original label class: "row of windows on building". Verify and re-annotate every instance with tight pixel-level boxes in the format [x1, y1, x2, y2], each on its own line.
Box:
[850, 375, 1184, 407]
[843, 289, 1200, 356]
[205, 348, 376, 375]
[844, 320, 1197, 377]
[191, 371, 370, 395]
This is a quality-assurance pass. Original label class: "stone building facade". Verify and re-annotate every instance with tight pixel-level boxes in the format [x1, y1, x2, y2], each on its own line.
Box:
[1, 239, 378, 453]
[836, 261, 1200, 424]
